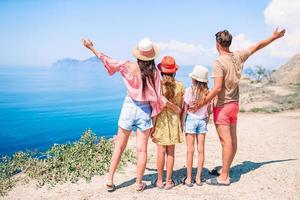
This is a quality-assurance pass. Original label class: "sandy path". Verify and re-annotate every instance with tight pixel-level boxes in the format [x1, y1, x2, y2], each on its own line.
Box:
[3, 111, 300, 200]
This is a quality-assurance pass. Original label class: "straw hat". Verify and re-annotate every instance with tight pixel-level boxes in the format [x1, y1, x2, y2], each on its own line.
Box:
[132, 38, 159, 61]
[189, 65, 208, 83]
[157, 56, 178, 74]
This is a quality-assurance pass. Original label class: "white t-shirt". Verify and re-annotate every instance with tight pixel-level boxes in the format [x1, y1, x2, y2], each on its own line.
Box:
[183, 87, 209, 119]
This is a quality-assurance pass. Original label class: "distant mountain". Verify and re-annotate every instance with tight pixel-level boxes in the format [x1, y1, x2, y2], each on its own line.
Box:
[271, 54, 300, 85]
[51, 57, 101, 71]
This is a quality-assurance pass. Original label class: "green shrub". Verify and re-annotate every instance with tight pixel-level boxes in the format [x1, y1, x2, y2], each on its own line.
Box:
[250, 107, 281, 113]
[250, 107, 266, 113]
[0, 130, 136, 196]
[239, 108, 246, 112]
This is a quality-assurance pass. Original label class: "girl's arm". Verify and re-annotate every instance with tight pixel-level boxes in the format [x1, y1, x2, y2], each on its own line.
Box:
[206, 103, 211, 124]
[181, 103, 188, 130]
[166, 101, 181, 115]
[150, 116, 158, 138]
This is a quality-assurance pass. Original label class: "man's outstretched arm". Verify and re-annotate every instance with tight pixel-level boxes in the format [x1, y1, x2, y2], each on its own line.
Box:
[248, 28, 286, 55]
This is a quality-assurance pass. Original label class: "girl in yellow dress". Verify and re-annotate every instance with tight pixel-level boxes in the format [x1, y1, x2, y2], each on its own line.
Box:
[151, 56, 184, 190]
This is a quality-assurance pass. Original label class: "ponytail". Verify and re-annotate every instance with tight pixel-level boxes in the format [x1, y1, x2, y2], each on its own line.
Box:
[161, 73, 176, 103]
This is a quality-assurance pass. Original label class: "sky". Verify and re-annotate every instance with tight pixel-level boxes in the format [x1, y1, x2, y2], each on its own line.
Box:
[0, 0, 299, 68]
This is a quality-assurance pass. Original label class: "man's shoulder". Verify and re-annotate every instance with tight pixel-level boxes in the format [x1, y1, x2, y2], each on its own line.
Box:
[234, 48, 252, 60]
[213, 56, 226, 69]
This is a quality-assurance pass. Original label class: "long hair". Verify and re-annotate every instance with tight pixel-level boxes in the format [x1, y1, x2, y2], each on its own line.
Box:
[191, 79, 209, 108]
[137, 59, 156, 93]
[161, 73, 176, 103]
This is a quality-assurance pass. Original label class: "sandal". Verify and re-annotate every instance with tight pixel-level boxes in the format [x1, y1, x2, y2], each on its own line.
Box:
[136, 182, 147, 192]
[164, 180, 175, 190]
[106, 181, 116, 192]
[151, 176, 164, 189]
[206, 177, 230, 186]
[182, 177, 193, 187]
[195, 178, 203, 186]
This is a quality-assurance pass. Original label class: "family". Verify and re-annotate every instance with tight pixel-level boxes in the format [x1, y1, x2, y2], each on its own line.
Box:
[82, 28, 285, 192]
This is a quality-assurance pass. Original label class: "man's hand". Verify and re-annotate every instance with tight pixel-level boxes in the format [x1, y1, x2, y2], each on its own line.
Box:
[82, 39, 94, 49]
[173, 105, 182, 115]
[271, 27, 286, 40]
[188, 101, 205, 113]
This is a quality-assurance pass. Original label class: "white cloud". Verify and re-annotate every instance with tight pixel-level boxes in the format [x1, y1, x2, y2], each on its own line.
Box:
[157, 35, 256, 66]
[156, 0, 299, 68]
[264, 0, 300, 58]
[264, 0, 300, 26]
[231, 34, 254, 51]
[156, 40, 216, 65]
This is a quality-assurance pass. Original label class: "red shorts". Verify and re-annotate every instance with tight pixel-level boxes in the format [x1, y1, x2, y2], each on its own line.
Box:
[213, 101, 239, 125]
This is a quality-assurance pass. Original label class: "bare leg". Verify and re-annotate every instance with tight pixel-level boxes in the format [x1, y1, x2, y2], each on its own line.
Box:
[185, 133, 195, 184]
[108, 127, 131, 183]
[213, 124, 237, 175]
[230, 123, 237, 166]
[136, 129, 150, 185]
[165, 145, 175, 187]
[195, 134, 206, 184]
[156, 144, 166, 187]
[216, 124, 232, 183]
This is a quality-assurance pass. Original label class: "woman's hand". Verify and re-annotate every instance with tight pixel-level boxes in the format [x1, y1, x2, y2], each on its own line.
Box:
[82, 39, 94, 49]
[150, 127, 155, 138]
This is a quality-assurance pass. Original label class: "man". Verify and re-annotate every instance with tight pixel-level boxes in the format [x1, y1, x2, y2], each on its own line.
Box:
[204, 28, 286, 185]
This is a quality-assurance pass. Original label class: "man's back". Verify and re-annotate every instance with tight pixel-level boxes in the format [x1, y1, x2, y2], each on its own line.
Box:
[212, 49, 251, 107]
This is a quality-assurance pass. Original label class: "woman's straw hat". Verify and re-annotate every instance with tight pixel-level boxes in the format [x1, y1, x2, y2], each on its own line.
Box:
[157, 56, 179, 74]
[132, 38, 159, 61]
[189, 65, 208, 83]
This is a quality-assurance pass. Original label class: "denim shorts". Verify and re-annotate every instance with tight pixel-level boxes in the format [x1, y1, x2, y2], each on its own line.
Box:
[118, 96, 153, 132]
[184, 114, 208, 134]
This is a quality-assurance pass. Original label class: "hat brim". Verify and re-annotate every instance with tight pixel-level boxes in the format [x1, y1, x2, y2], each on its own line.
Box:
[132, 45, 159, 61]
[189, 73, 208, 83]
[157, 63, 178, 74]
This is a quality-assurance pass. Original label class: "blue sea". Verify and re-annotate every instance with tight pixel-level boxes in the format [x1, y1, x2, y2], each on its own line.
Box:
[0, 63, 211, 155]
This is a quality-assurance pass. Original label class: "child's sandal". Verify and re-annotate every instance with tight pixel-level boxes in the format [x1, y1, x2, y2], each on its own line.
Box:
[182, 177, 193, 187]
[195, 180, 203, 186]
[136, 182, 147, 192]
[151, 176, 164, 189]
[165, 180, 175, 190]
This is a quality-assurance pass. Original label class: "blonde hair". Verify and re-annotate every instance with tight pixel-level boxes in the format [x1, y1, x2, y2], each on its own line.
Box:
[191, 79, 209, 108]
[161, 73, 176, 103]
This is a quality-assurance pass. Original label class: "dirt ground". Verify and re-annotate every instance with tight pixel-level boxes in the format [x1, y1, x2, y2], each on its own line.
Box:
[3, 110, 300, 200]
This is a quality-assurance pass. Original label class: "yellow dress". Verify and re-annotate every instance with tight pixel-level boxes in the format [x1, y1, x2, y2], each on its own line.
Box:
[152, 81, 185, 145]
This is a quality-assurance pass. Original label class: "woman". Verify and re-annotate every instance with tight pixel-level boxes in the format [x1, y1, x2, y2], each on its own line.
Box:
[82, 38, 181, 192]
[151, 56, 184, 190]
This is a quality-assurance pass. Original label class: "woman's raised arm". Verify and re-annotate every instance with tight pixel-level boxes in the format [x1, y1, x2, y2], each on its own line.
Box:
[82, 38, 128, 75]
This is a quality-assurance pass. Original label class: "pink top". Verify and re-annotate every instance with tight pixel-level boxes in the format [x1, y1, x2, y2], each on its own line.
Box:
[184, 87, 209, 119]
[97, 52, 167, 117]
